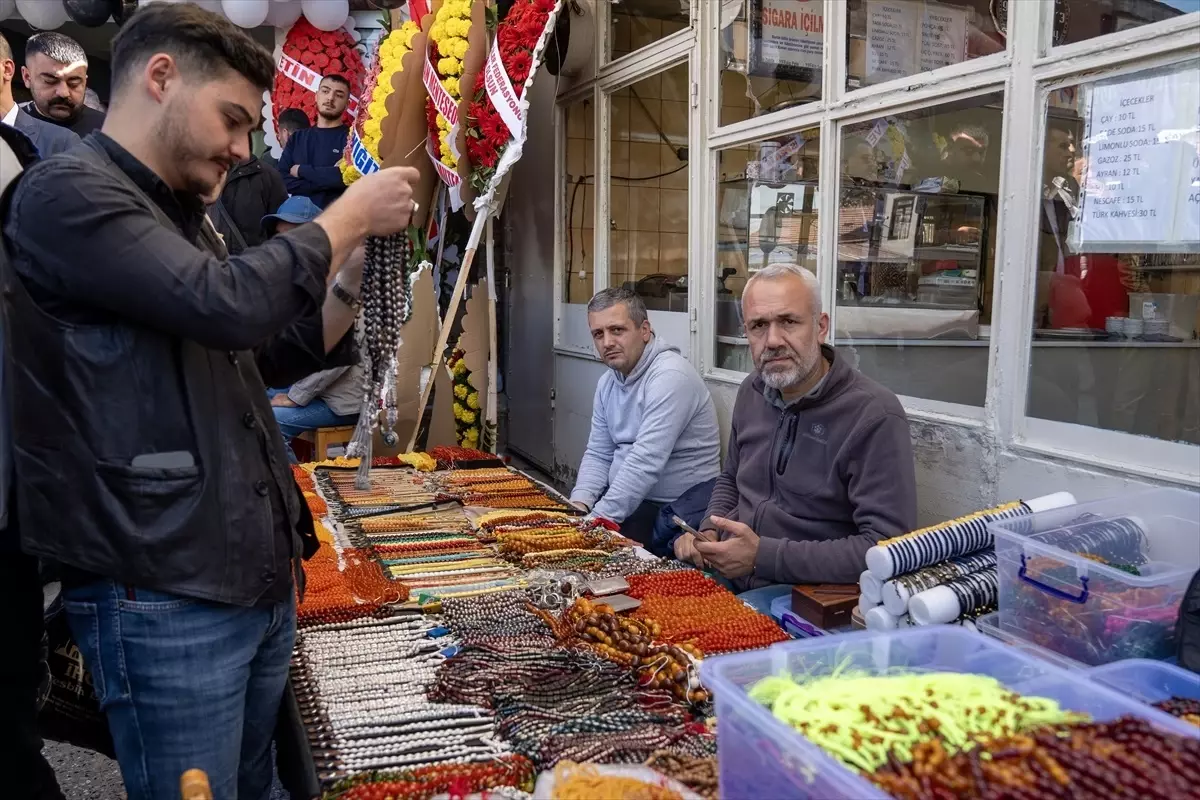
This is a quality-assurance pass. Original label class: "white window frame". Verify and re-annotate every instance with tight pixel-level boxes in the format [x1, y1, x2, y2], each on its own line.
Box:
[554, 0, 700, 360]
[692, 0, 1200, 485]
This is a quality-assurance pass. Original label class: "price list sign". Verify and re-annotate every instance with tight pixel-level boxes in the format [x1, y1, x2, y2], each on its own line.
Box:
[1074, 63, 1200, 251]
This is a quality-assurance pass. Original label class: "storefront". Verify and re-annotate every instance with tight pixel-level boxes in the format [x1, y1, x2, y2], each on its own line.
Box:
[502, 0, 1200, 520]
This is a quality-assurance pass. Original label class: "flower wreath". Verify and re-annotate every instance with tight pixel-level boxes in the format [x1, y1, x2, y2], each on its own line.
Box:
[447, 344, 481, 448]
[273, 18, 364, 130]
[340, 21, 422, 186]
[463, 0, 557, 194]
[425, 0, 473, 181]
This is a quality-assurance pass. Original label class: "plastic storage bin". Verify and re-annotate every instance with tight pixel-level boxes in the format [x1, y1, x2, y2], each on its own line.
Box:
[991, 487, 1200, 667]
[1088, 658, 1200, 709]
[975, 611, 1085, 671]
[701, 627, 1197, 800]
[768, 593, 829, 639]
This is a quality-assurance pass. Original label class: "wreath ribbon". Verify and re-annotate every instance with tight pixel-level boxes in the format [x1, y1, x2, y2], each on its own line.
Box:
[482, 41, 522, 140]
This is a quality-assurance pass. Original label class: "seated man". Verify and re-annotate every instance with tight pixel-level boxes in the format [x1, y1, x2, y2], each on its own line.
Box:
[678, 264, 916, 612]
[262, 198, 363, 461]
[570, 288, 720, 545]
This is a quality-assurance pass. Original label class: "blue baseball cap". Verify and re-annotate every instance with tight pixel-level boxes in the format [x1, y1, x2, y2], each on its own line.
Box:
[262, 195, 322, 233]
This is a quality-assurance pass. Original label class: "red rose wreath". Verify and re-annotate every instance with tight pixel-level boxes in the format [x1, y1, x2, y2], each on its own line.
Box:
[463, 0, 558, 194]
[273, 17, 365, 130]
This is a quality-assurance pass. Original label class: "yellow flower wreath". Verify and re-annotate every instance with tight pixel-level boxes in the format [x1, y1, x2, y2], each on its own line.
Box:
[428, 0, 473, 173]
[340, 21, 421, 186]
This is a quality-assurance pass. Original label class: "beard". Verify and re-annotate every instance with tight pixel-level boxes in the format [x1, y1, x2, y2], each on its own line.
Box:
[756, 342, 821, 391]
[43, 96, 79, 120]
[157, 111, 231, 197]
[318, 106, 344, 122]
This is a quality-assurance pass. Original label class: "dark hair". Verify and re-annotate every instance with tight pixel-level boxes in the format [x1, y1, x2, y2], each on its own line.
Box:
[25, 31, 88, 66]
[110, 2, 274, 95]
[277, 108, 311, 133]
[587, 287, 648, 327]
[321, 74, 351, 91]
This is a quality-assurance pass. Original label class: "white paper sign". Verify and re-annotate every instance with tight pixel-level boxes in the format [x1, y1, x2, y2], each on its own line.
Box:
[865, 0, 968, 86]
[1074, 64, 1200, 251]
[755, 0, 824, 72]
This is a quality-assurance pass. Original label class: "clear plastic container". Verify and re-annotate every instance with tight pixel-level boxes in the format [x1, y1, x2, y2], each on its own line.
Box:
[1088, 658, 1200, 708]
[991, 487, 1200, 666]
[700, 627, 1197, 800]
[768, 593, 829, 639]
[975, 611, 1085, 671]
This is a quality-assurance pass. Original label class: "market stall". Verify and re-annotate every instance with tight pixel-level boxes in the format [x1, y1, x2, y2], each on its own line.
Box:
[279, 446, 1199, 799]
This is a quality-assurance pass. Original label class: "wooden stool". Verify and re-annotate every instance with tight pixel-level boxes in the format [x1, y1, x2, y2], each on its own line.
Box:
[296, 425, 357, 461]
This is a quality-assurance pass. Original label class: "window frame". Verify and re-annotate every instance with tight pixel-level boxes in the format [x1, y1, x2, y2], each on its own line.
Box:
[693, 0, 1200, 483]
[554, 0, 699, 360]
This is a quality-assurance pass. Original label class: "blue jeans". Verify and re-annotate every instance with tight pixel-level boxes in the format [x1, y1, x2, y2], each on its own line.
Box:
[268, 390, 357, 462]
[63, 581, 296, 800]
[710, 573, 793, 615]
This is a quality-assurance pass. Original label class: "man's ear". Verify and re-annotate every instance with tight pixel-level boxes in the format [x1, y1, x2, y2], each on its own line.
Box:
[641, 320, 652, 342]
[20, 65, 30, 88]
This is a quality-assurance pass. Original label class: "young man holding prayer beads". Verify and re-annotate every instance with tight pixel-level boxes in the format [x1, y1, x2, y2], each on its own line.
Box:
[672, 264, 918, 613]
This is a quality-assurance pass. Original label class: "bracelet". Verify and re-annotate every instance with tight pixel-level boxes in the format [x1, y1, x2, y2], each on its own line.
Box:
[331, 280, 361, 311]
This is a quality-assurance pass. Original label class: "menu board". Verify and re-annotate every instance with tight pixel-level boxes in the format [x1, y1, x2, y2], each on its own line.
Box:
[749, 0, 824, 80]
[1073, 63, 1200, 252]
[865, 0, 969, 85]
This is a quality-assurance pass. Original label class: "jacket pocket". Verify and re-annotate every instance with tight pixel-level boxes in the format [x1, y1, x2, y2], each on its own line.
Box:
[94, 461, 204, 571]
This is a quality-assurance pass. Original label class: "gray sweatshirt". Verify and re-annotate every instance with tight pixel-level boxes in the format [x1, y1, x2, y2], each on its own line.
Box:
[703, 345, 917, 588]
[571, 335, 720, 523]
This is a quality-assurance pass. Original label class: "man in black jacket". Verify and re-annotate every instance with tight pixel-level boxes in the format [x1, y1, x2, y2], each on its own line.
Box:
[209, 132, 289, 253]
[0, 5, 417, 799]
[0, 114, 65, 800]
[20, 31, 105, 137]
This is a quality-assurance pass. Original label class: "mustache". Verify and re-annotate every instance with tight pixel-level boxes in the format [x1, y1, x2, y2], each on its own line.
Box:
[757, 346, 797, 364]
[48, 98, 75, 107]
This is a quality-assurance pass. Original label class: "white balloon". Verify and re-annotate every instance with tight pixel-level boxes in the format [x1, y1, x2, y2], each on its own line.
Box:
[300, 0, 348, 32]
[222, 0, 269, 27]
[264, 0, 302, 28]
[16, 0, 69, 29]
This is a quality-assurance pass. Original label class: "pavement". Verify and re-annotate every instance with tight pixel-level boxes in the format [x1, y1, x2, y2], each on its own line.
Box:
[43, 742, 291, 800]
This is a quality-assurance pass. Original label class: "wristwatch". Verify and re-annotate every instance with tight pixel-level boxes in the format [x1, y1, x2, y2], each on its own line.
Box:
[331, 280, 361, 311]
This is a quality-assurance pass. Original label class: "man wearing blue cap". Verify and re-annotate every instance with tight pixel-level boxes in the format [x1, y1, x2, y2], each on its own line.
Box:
[262, 195, 322, 236]
[264, 196, 362, 461]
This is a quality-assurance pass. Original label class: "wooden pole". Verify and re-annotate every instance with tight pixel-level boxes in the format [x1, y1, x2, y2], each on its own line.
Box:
[484, 217, 499, 453]
[404, 211, 489, 452]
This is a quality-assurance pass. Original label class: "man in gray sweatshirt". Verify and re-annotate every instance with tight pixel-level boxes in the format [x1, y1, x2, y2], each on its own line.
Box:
[685, 264, 916, 612]
[570, 288, 721, 544]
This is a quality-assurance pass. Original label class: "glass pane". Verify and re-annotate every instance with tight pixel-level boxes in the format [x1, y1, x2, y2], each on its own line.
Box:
[564, 99, 595, 304]
[834, 93, 1004, 406]
[608, 64, 691, 308]
[718, 0, 823, 127]
[1027, 60, 1200, 445]
[715, 128, 821, 372]
[985, 0, 1200, 49]
[609, 0, 691, 62]
[846, 0, 1004, 91]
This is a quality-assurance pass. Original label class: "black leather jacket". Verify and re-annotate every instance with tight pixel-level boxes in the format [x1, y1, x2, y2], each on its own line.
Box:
[0, 135, 354, 606]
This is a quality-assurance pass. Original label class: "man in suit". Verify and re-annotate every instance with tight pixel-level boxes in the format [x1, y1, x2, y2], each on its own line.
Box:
[0, 33, 78, 157]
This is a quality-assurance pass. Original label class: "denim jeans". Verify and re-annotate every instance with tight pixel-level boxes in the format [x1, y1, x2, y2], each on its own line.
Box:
[63, 581, 296, 800]
[268, 390, 357, 463]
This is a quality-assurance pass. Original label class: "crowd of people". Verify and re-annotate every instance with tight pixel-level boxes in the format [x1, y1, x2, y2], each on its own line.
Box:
[0, 3, 923, 799]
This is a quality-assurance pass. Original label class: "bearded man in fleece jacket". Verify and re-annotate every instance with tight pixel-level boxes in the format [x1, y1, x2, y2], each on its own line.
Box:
[569, 288, 720, 545]
[679, 264, 917, 613]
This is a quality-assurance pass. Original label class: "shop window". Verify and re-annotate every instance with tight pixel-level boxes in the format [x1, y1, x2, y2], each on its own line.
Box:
[609, 0, 691, 62]
[608, 63, 691, 309]
[1026, 60, 1200, 445]
[714, 128, 821, 372]
[845, 0, 1004, 91]
[981, 0, 1200, 49]
[718, 0, 823, 127]
[834, 93, 1004, 407]
[564, 98, 595, 305]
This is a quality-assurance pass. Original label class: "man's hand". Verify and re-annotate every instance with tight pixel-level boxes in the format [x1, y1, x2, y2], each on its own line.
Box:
[673, 532, 706, 569]
[693, 516, 759, 579]
[289, 165, 300, 178]
[338, 166, 420, 237]
[271, 394, 298, 408]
